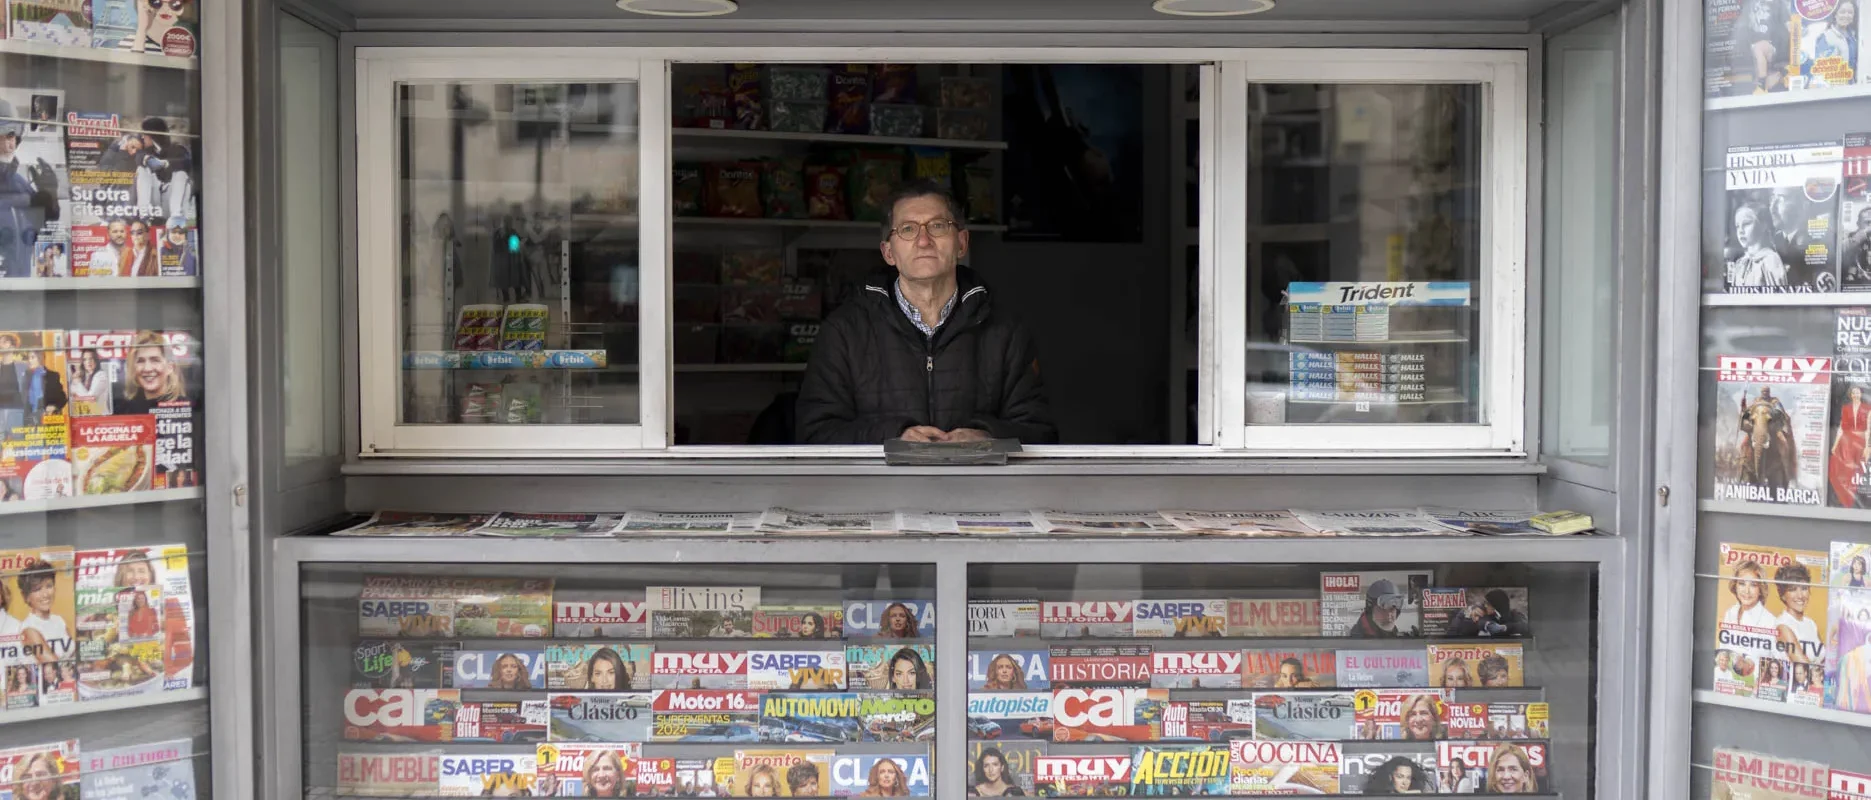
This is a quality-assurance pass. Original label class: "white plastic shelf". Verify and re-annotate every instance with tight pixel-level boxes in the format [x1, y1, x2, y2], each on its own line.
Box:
[0, 276, 201, 291]
[0, 686, 206, 726]
[0, 486, 205, 517]
[0, 39, 196, 71]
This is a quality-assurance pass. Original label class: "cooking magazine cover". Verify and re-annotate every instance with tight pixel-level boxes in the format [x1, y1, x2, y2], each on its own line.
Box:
[830, 754, 931, 797]
[337, 752, 441, 797]
[440, 753, 537, 796]
[1342, 751, 1440, 794]
[534, 742, 642, 797]
[752, 605, 844, 638]
[547, 643, 653, 691]
[748, 649, 847, 690]
[1715, 542, 1831, 703]
[845, 599, 934, 638]
[969, 649, 1051, 691]
[1843, 134, 1871, 291]
[1710, 747, 1829, 800]
[1040, 600, 1134, 638]
[757, 692, 862, 743]
[549, 692, 654, 743]
[1713, 355, 1833, 506]
[1127, 745, 1230, 796]
[1034, 754, 1132, 797]
[858, 692, 937, 742]
[1131, 599, 1227, 638]
[1336, 649, 1430, 688]
[650, 689, 760, 742]
[1320, 571, 1432, 638]
[1228, 597, 1321, 637]
[554, 595, 648, 639]
[1241, 649, 1337, 688]
[1228, 740, 1341, 794]
[0, 89, 69, 280]
[81, 739, 195, 800]
[1719, 141, 1844, 293]
[846, 644, 935, 691]
[1150, 649, 1241, 689]
[451, 649, 546, 690]
[968, 741, 1043, 797]
[1428, 643, 1526, 688]
[728, 748, 832, 798]
[1250, 692, 1356, 740]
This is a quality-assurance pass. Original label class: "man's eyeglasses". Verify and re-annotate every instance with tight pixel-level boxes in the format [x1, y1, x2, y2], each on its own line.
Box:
[887, 219, 960, 242]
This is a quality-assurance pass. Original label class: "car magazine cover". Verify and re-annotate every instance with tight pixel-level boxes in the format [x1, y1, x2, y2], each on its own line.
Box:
[1438, 741, 1549, 794]
[1041, 600, 1134, 638]
[1132, 599, 1228, 637]
[547, 644, 653, 691]
[1444, 701, 1551, 740]
[1250, 692, 1356, 740]
[475, 512, 626, 537]
[1825, 586, 1871, 711]
[534, 742, 642, 797]
[0, 546, 76, 668]
[1421, 587, 1531, 638]
[1353, 689, 1447, 740]
[337, 512, 496, 537]
[757, 692, 862, 743]
[453, 700, 548, 744]
[1050, 687, 1167, 742]
[970, 649, 1051, 691]
[337, 751, 441, 797]
[748, 650, 847, 690]
[440, 753, 537, 796]
[1150, 649, 1241, 689]
[1033, 754, 1133, 796]
[1421, 508, 1541, 535]
[1049, 644, 1152, 687]
[81, 739, 194, 800]
[1241, 649, 1337, 688]
[451, 649, 546, 690]
[1160, 700, 1254, 743]
[1831, 308, 1871, 507]
[548, 692, 654, 743]
[1720, 141, 1844, 293]
[1342, 751, 1440, 794]
[1293, 508, 1453, 536]
[651, 650, 750, 690]
[1160, 509, 1317, 536]
[847, 644, 935, 690]
[858, 692, 936, 742]
[1228, 597, 1321, 637]
[1713, 355, 1834, 505]
[1228, 740, 1341, 794]
[0, 331, 72, 503]
[651, 689, 760, 742]
[342, 689, 463, 742]
[1320, 571, 1432, 638]
[830, 754, 932, 797]
[1126, 745, 1230, 796]
[1843, 134, 1871, 291]
[358, 575, 553, 639]
[1428, 643, 1526, 688]
[752, 605, 844, 638]
[968, 741, 1043, 797]
[0, 89, 69, 281]
[1715, 542, 1831, 702]
[970, 600, 1041, 637]
[729, 749, 833, 797]
[1337, 649, 1430, 688]
[353, 641, 454, 689]
[648, 586, 759, 638]
[1710, 747, 1830, 800]
[554, 595, 648, 639]
[1035, 509, 1182, 535]
[845, 599, 934, 638]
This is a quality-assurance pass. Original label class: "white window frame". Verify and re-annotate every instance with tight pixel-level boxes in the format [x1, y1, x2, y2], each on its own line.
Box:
[352, 47, 1526, 459]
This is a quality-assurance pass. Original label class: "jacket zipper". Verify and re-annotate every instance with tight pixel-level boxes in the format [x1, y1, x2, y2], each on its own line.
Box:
[925, 351, 936, 425]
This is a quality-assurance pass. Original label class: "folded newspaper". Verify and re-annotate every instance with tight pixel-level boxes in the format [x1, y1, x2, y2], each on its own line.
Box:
[1421, 508, 1543, 535]
[1034, 510, 1183, 535]
[614, 510, 763, 535]
[756, 508, 898, 534]
[1292, 509, 1464, 536]
[1160, 510, 1322, 536]
[894, 510, 1042, 535]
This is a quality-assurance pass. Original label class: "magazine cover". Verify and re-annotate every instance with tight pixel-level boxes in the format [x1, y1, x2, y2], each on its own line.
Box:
[1160, 700, 1254, 743]
[1831, 308, 1871, 507]
[1049, 644, 1152, 687]
[858, 692, 936, 742]
[1716, 542, 1832, 701]
[969, 649, 1051, 691]
[1428, 643, 1525, 688]
[548, 692, 654, 743]
[1793, 0, 1863, 89]
[89, 0, 197, 55]
[547, 644, 653, 691]
[1337, 649, 1430, 688]
[1353, 689, 1447, 741]
[1293, 509, 1453, 536]
[68, 414, 152, 495]
[1825, 586, 1871, 711]
[847, 644, 935, 691]
[1160, 509, 1317, 536]
[1033, 754, 1133, 796]
[758, 692, 863, 743]
[1713, 356, 1834, 506]
[358, 575, 552, 639]
[1035, 509, 1182, 534]
[6, 663, 39, 709]
[534, 742, 642, 797]
[1320, 571, 1432, 638]
[0, 741, 80, 800]
[451, 649, 547, 690]
[475, 512, 625, 537]
[1720, 142, 1844, 293]
[1242, 649, 1337, 688]
[845, 599, 934, 638]
[0, 89, 69, 280]
[1040, 600, 1134, 638]
[342, 689, 463, 743]
[454, 700, 548, 744]
[1250, 692, 1356, 740]
[353, 641, 454, 689]
[64, 112, 155, 277]
[72, 543, 194, 689]
[1421, 508, 1541, 535]
[554, 596, 648, 639]
[1421, 587, 1531, 638]
[1710, 747, 1830, 800]
[1050, 687, 1167, 742]
[748, 649, 846, 690]
[337, 752, 441, 797]
[650, 689, 760, 742]
[1150, 649, 1241, 689]
[82, 739, 194, 800]
[618, 510, 763, 534]
[1835, 541, 1871, 587]
[1131, 599, 1227, 637]
[1228, 740, 1341, 794]
[968, 740, 1043, 797]
[0, 546, 76, 667]
[1833, 770, 1871, 800]
[729, 749, 832, 797]
[0, 331, 73, 502]
[647, 586, 758, 638]
[752, 605, 844, 638]
[1445, 701, 1551, 740]
[338, 511, 496, 536]
[1342, 751, 1440, 794]
[1843, 134, 1871, 291]
[830, 754, 931, 797]
[1127, 745, 1230, 796]
[1706, 0, 1793, 96]
[37, 659, 74, 706]
[1228, 597, 1321, 637]
[651, 650, 750, 690]
[971, 692, 1053, 740]
[440, 754, 537, 796]
[970, 600, 1041, 637]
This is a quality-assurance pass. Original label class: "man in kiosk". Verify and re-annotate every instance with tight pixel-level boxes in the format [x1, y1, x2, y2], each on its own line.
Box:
[796, 181, 1056, 445]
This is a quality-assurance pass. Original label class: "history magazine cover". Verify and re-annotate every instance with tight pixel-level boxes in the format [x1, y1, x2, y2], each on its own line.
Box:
[1241, 649, 1336, 689]
[752, 605, 844, 638]
[968, 691, 1052, 739]
[1337, 648, 1430, 688]
[1354, 689, 1448, 740]
[548, 693, 654, 742]
[858, 692, 936, 742]
[81, 739, 195, 800]
[969, 600, 1040, 637]
[1320, 571, 1432, 637]
[648, 586, 759, 638]
[652, 650, 750, 690]
[728, 748, 832, 797]
[847, 644, 935, 690]
[970, 649, 1051, 691]
[1159, 700, 1254, 743]
[1033, 754, 1132, 797]
[0, 331, 72, 503]
[1342, 751, 1440, 794]
[358, 575, 553, 639]
[1843, 134, 1871, 292]
[1421, 587, 1531, 638]
[1711, 747, 1829, 800]
[343, 689, 463, 743]
[1428, 643, 1526, 688]
[1126, 745, 1230, 796]
[0, 547, 76, 668]
[1438, 741, 1549, 794]
[749, 649, 847, 690]
[475, 512, 625, 537]
[554, 594, 648, 638]
[1049, 644, 1152, 687]
[545, 643, 653, 691]
[0, 89, 69, 280]
[1051, 687, 1167, 743]
[1041, 600, 1135, 638]
[1131, 599, 1227, 638]
[1714, 356, 1833, 506]
[337, 751, 441, 797]
[1150, 649, 1241, 688]
[1720, 142, 1844, 293]
[845, 599, 935, 638]
[453, 700, 547, 744]
[1228, 597, 1321, 637]
[1830, 308, 1871, 507]
[440, 753, 537, 796]
[353, 641, 454, 689]
[1250, 692, 1356, 740]
[1228, 740, 1341, 794]
[968, 740, 1044, 796]
[829, 754, 931, 797]
[1825, 586, 1871, 711]
[1715, 542, 1831, 702]
[1703, 0, 1790, 96]
[650, 689, 760, 742]
[1445, 701, 1550, 740]
[535, 742, 642, 797]
[757, 692, 862, 743]
[451, 649, 546, 690]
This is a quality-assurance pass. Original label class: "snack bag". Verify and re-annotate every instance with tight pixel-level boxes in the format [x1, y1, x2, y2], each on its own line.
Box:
[827, 66, 872, 135]
[909, 147, 952, 189]
[762, 158, 807, 219]
[704, 162, 763, 219]
[872, 64, 920, 104]
[767, 66, 829, 103]
[851, 152, 907, 223]
[806, 165, 851, 220]
[678, 68, 732, 128]
[673, 166, 705, 216]
[937, 109, 991, 141]
[721, 250, 784, 286]
[964, 165, 998, 223]
[729, 64, 765, 131]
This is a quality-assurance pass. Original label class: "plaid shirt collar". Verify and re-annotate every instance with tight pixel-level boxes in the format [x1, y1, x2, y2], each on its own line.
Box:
[895, 278, 957, 338]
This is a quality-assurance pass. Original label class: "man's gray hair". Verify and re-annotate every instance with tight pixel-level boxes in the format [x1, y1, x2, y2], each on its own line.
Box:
[881, 180, 967, 241]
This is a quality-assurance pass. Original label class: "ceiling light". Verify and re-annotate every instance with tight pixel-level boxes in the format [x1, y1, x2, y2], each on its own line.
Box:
[616, 0, 739, 16]
[1153, 0, 1276, 16]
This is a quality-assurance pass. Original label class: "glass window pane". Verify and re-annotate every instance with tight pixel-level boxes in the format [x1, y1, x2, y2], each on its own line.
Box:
[1242, 84, 1484, 427]
[396, 80, 641, 426]
[279, 16, 341, 466]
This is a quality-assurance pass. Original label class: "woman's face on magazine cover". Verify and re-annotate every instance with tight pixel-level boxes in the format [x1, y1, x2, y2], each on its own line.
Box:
[18, 757, 55, 800]
[749, 773, 776, 797]
[891, 658, 920, 690]
[589, 658, 618, 689]
[26, 581, 53, 615]
[800, 616, 821, 637]
[1443, 665, 1470, 687]
[981, 755, 1005, 783]
[886, 606, 912, 634]
[878, 762, 902, 790]
[497, 657, 522, 684]
[133, 346, 171, 394]
[1735, 571, 1762, 607]
[1392, 766, 1417, 792]
[149, 0, 189, 30]
[589, 754, 622, 795]
[1784, 583, 1809, 615]
[118, 560, 155, 587]
[1839, 2, 1856, 28]
[1493, 755, 1530, 793]
[993, 659, 1018, 684]
[1406, 701, 1436, 738]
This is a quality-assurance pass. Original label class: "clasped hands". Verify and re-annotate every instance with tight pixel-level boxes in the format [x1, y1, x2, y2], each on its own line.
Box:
[900, 426, 991, 443]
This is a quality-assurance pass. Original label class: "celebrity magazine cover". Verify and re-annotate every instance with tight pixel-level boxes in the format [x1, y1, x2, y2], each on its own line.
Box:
[968, 740, 1043, 797]
[534, 742, 642, 797]
[81, 739, 193, 800]
[1713, 355, 1833, 506]
[1227, 740, 1340, 794]
[968, 650, 1051, 691]
[1421, 587, 1531, 638]
[1126, 745, 1230, 796]
[1444, 701, 1551, 740]
[1131, 599, 1227, 638]
[847, 644, 935, 691]
[1320, 571, 1433, 638]
[337, 752, 441, 797]
[548, 693, 655, 743]
[1711, 747, 1830, 800]
[752, 605, 844, 639]
[844, 600, 934, 639]
[1438, 741, 1550, 794]
[1033, 754, 1133, 796]
[757, 692, 863, 744]
[1720, 141, 1844, 293]
[0, 740, 80, 800]
[0, 547, 76, 671]
[0, 331, 72, 502]
[1228, 597, 1321, 637]
[547, 643, 653, 691]
[1149, 649, 1240, 689]
[969, 600, 1041, 637]
[829, 754, 931, 797]
[1241, 649, 1336, 689]
[1834, 541, 1871, 587]
[748, 650, 847, 691]
[1825, 586, 1871, 711]
[1843, 134, 1871, 291]
[1830, 308, 1871, 507]
[64, 112, 188, 278]
[1428, 643, 1526, 688]
[1249, 692, 1356, 740]
[1715, 542, 1831, 705]
[1353, 689, 1448, 741]
[0, 88, 69, 280]
[450, 649, 546, 690]
[1342, 751, 1441, 794]
[440, 753, 537, 796]
[1793, 0, 1864, 89]
[728, 749, 832, 798]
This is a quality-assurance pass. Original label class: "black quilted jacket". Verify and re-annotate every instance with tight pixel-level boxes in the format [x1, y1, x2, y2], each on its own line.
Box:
[795, 268, 1057, 445]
